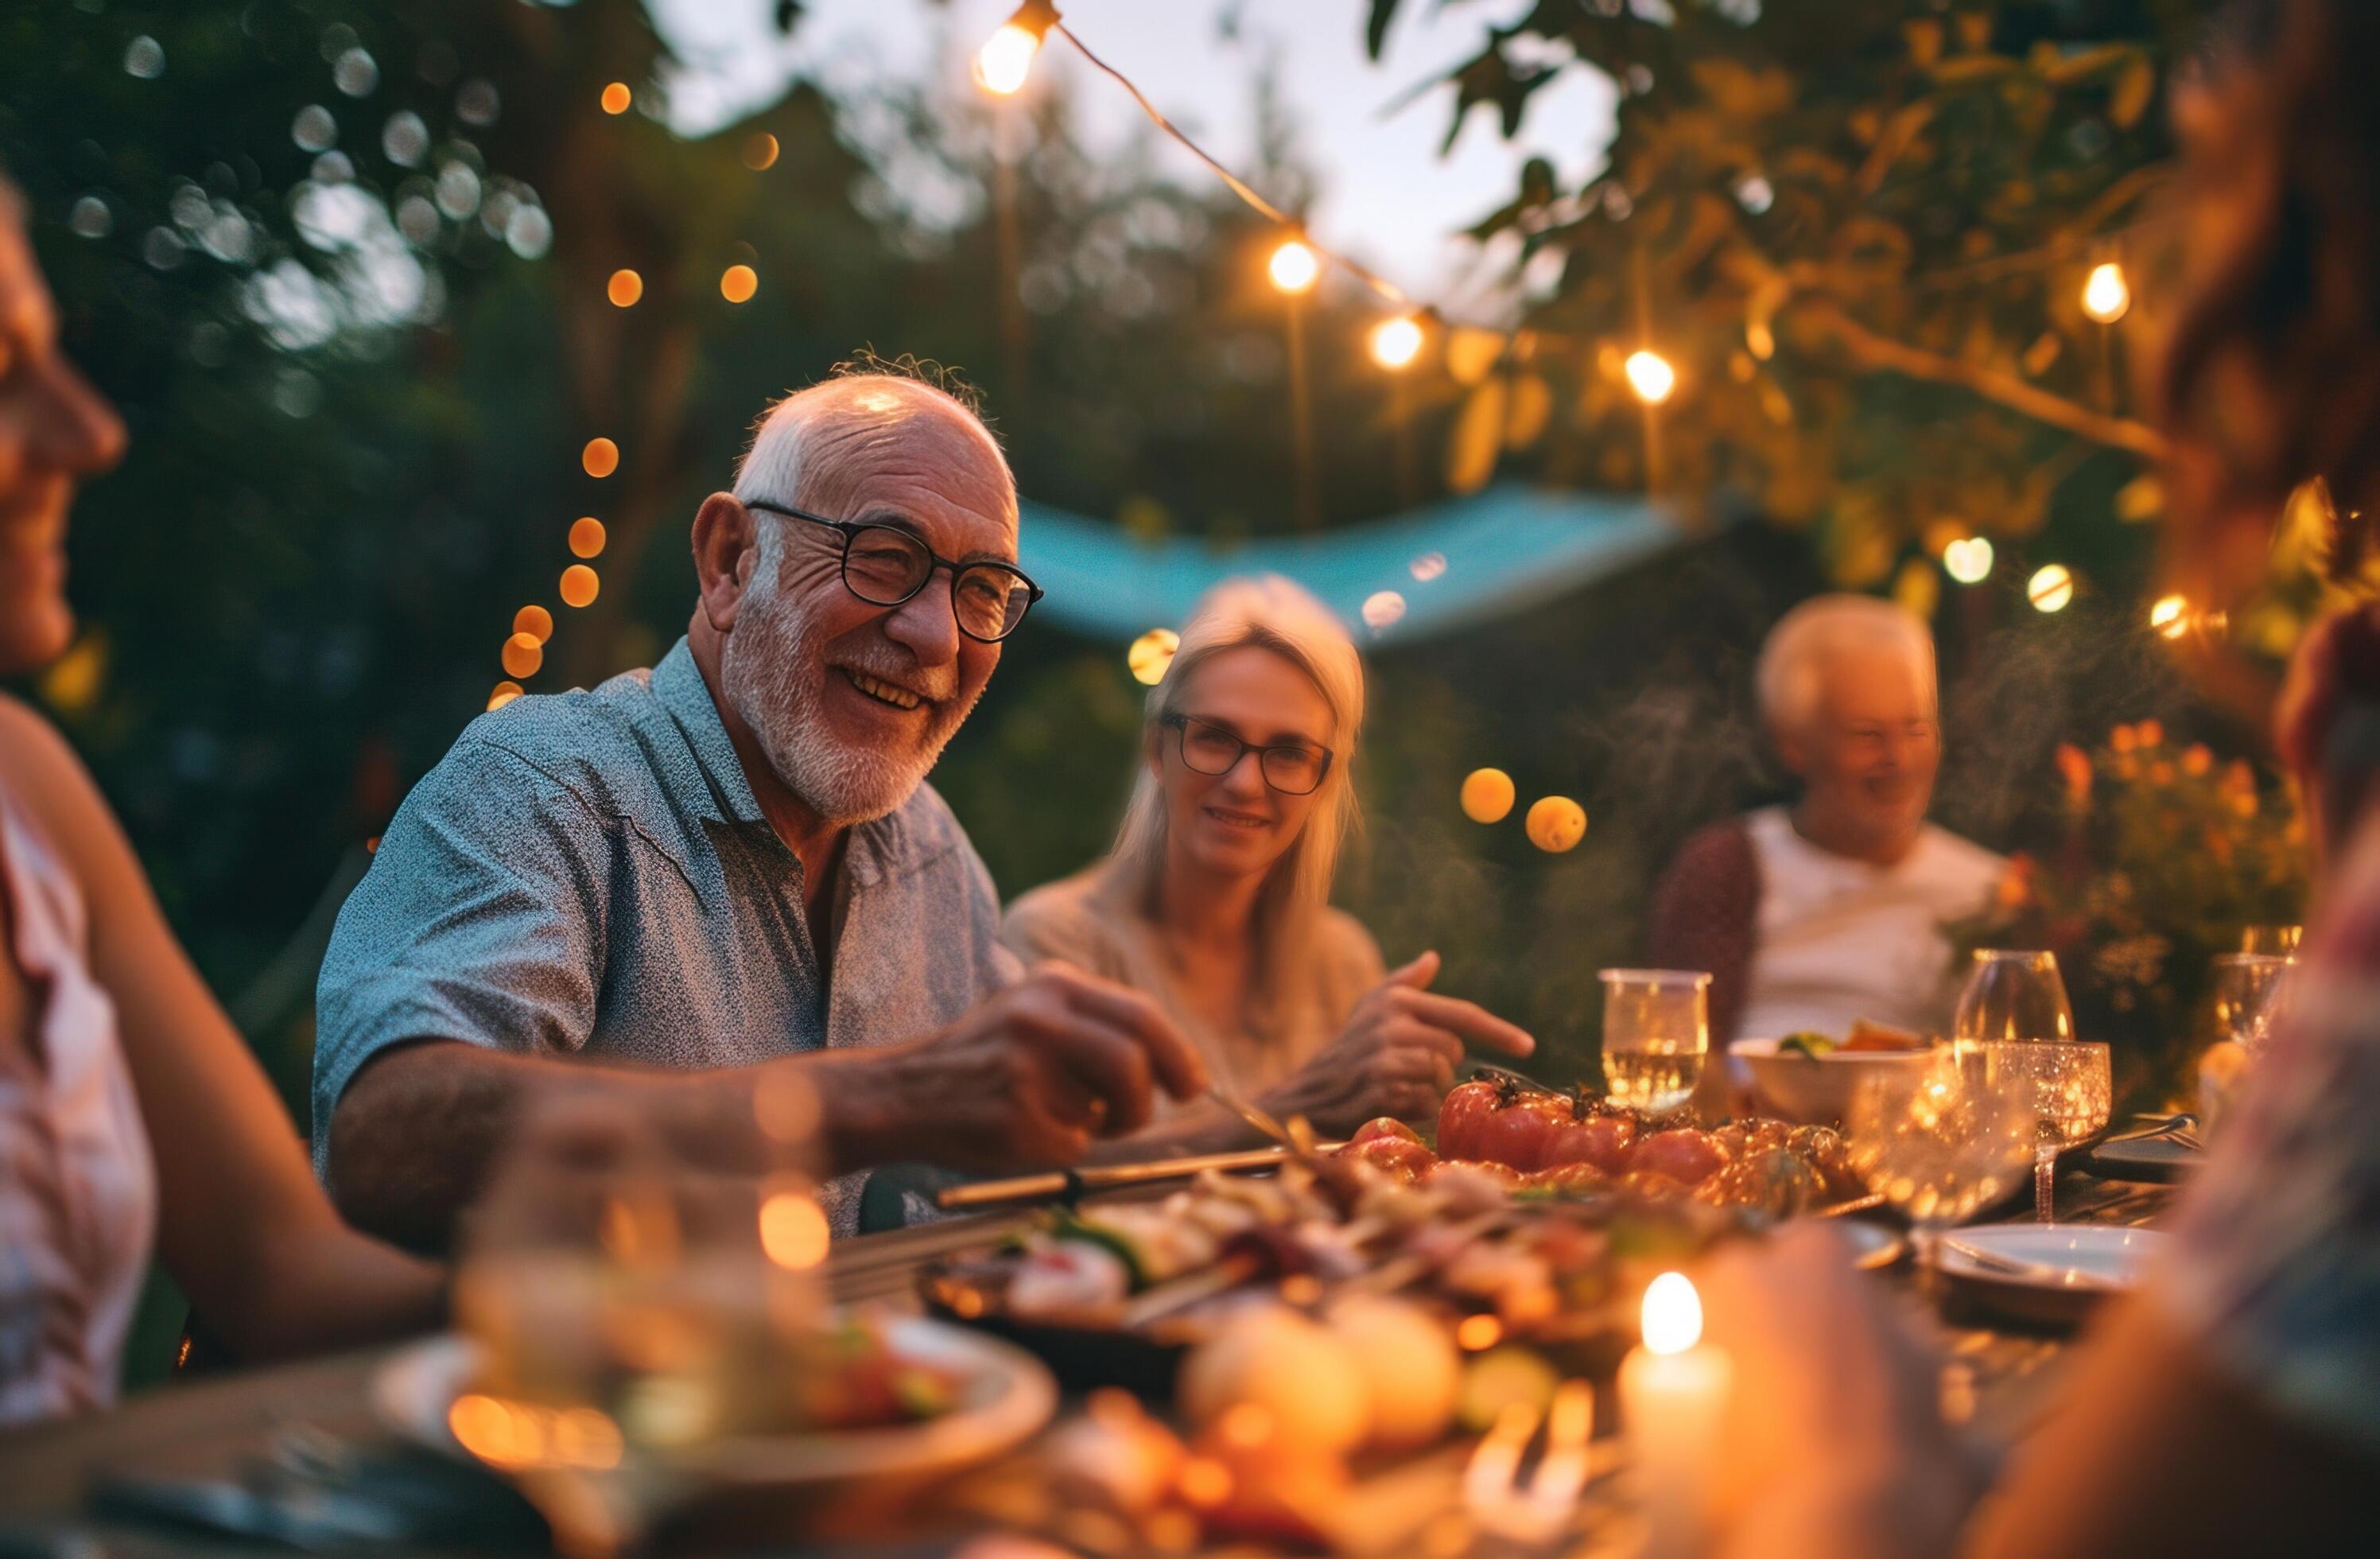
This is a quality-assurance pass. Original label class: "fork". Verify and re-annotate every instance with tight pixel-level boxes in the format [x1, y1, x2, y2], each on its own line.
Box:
[1462, 1378, 1598, 1547]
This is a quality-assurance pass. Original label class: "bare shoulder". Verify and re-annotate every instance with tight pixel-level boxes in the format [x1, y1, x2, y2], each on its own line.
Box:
[0, 693, 115, 842]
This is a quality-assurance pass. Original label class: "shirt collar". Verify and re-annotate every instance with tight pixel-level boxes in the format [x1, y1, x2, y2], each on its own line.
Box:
[648, 636, 929, 886]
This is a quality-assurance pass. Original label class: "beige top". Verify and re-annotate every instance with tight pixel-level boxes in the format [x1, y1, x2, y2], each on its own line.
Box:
[1000, 865, 1386, 1110]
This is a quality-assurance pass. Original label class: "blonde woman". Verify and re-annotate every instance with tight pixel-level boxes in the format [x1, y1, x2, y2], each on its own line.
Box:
[1003, 577, 1532, 1153]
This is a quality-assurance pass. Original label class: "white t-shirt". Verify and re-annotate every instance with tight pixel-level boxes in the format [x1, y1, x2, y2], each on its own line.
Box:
[1735, 806, 2005, 1043]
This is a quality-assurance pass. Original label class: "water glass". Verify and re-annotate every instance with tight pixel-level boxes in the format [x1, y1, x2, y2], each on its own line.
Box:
[2211, 952, 2294, 1058]
[1845, 1047, 2035, 1280]
[2238, 924, 2303, 958]
[1598, 968, 1711, 1118]
[1952, 950, 2087, 1220]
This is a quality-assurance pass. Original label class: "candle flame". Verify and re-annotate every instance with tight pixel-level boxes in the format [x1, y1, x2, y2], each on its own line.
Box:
[1641, 1271, 1702, 1355]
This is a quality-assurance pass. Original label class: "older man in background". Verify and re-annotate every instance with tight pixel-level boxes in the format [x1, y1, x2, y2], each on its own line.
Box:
[313, 370, 1203, 1250]
[1648, 594, 2004, 1044]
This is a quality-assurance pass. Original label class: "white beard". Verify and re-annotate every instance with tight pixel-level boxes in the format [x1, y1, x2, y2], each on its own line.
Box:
[718, 562, 975, 826]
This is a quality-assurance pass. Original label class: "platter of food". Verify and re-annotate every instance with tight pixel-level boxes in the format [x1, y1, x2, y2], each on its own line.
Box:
[923, 1078, 1885, 1394]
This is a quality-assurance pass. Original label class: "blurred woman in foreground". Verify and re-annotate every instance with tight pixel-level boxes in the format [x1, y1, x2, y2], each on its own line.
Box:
[1699, 4, 2378, 1553]
[0, 177, 441, 1422]
[1003, 577, 1532, 1151]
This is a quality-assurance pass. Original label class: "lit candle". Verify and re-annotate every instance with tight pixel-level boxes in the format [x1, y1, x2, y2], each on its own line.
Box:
[1618, 1271, 1733, 1559]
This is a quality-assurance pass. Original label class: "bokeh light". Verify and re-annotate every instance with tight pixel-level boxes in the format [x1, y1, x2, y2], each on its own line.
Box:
[1361, 590, 1407, 631]
[973, 25, 1041, 95]
[1624, 349, 1677, 404]
[1268, 239, 1321, 295]
[561, 565, 601, 608]
[720, 264, 758, 304]
[1369, 314, 1424, 369]
[1943, 536, 1995, 585]
[759, 1190, 829, 1270]
[2150, 593, 2190, 640]
[487, 681, 524, 712]
[1461, 768, 1516, 824]
[1128, 627, 1179, 686]
[2081, 262, 2131, 325]
[1409, 551, 1447, 582]
[582, 437, 619, 478]
[742, 132, 779, 171]
[513, 605, 553, 644]
[2028, 564, 2076, 613]
[600, 82, 631, 115]
[569, 517, 608, 558]
[500, 632, 543, 679]
[1525, 795, 1588, 853]
[605, 269, 642, 307]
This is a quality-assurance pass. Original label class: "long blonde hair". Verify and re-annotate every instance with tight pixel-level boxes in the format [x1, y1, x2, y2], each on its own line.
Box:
[1101, 576, 1365, 978]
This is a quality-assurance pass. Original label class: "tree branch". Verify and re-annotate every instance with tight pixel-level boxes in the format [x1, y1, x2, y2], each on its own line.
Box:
[1794, 300, 2172, 461]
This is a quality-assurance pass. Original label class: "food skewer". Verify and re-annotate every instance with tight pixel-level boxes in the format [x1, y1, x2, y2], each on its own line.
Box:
[935, 1143, 1347, 1210]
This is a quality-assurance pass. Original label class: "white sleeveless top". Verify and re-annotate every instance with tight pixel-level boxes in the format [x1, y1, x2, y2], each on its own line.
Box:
[1736, 806, 2005, 1042]
[0, 783, 157, 1424]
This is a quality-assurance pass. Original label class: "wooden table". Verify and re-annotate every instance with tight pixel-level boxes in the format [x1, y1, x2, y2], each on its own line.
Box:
[0, 1176, 2171, 1556]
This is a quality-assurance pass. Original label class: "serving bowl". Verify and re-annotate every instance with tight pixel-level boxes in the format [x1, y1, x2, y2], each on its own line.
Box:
[1730, 1036, 1934, 1126]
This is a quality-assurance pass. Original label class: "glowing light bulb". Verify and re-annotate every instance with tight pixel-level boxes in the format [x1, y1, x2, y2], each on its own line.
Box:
[1526, 795, 1588, 853]
[2029, 564, 2076, 613]
[2150, 593, 2190, 639]
[1361, 589, 1407, 631]
[487, 681, 523, 712]
[1641, 1272, 1702, 1355]
[600, 82, 631, 115]
[1624, 348, 1677, 404]
[1268, 238, 1321, 295]
[973, 25, 1040, 95]
[1127, 627, 1178, 686]
[582, 437, 619, 478]
[1460, 768, 1516, 824]
[2082, 262, 2130, 325]
[758, 1190, 829, 1270]
[500, 632, 543, 679]
[720, 264, 757, 303]
[569, 517, 607, 558]
[742, 132, 778, 171]
[513, 605, 553, 644]
[560, 565, 600, 608]
[606, 269, 642, 308]
[1369, 314, 1424, 370]
[1943, 536, 1995, 585]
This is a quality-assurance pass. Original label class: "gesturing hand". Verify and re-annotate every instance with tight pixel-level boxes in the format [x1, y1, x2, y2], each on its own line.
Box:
[1262, 951, 1535, 1135]
[857, 962, 1209, 1172]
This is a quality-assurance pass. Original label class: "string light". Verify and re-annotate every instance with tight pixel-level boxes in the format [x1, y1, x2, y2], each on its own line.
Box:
[2029, 564, 2076, 612]
[512, 605, 553, 644]
[2082, 262, 2131, 324]
[569, 517, 607, 558]
[582, 437, 619, 478]
[741, 132, 779, 171]
[1943, 537, 1995, 585]
[560, 565, 600, 608]
[1127, 627, 1178, 686]
[500, 632, 543, 678]
[1369, 314, 1424, 369]
[1268, 237, 1321, 295]
[487, 681, 523, 712]
[599, 82, 631, 115]
[2150, 593, 2189, 639]
[720, 264, 758, 303]
[1624, 349, 1677, 404]
[605, 269, 642, 307]
[973, 1, 1058, 96]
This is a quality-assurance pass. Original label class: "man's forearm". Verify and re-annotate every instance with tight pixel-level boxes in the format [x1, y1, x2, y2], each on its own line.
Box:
[327, 1040, 566, 1254]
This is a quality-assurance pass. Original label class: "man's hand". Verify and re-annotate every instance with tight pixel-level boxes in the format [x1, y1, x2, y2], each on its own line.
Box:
[824, 962, 1208, 1172]
[1260, 951, 1535, 1135]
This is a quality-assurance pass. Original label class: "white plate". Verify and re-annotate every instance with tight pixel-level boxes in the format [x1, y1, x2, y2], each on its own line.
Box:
[372, 1316, 1058, 1491]
[1935, 1225, 2164, 1326]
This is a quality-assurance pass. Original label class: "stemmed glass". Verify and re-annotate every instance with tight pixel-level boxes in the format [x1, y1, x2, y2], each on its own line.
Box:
[1844, 1047, 2036, 1285]
[2211, 952, 2294, 1059]
[1952, 950, 2110, 1223]
[1598, 969, 1711, 1118]
[2238, 924, 2303, 958]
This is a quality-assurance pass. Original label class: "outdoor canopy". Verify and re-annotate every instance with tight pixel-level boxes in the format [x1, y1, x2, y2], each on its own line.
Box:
[1014, 484, 1686, 644]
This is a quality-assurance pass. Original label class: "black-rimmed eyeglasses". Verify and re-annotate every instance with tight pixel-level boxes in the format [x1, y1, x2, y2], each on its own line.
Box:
[744, 500, 1043, 643]
[1162, 714, 1333, 795]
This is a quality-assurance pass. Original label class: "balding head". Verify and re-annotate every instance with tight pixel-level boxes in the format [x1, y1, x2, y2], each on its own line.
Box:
[689, 370, 1020, 830]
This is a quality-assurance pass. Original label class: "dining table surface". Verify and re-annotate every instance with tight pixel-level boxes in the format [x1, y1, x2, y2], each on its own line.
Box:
[0, 1166, 2175, 1558]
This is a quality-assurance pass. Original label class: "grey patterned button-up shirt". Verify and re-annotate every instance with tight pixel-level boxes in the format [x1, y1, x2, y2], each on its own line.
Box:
[312, 637, 1017, 1234]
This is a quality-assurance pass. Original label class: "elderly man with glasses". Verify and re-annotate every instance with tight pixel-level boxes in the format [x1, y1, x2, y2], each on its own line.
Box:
[313, 371, 1204, 1250]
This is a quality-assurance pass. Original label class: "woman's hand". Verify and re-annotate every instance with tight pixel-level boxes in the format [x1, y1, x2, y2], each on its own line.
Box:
[1696, 1224, 1981, 1559]
[1260, 951, 1533, 1136]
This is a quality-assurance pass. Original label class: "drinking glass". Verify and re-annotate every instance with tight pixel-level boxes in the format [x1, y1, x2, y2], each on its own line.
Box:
[1951, 950, 2102, 1222]
[2211, 952, 2294, 1058]
[1845, 1047, 2036, 1282]
[2239, 923, 2303, 958]
[1598, 969, 1711, 1118]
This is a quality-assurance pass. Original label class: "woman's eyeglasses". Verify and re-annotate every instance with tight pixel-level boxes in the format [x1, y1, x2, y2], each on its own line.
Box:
[1163, 714, 1332, 795]
[744, 500, 1042, 643]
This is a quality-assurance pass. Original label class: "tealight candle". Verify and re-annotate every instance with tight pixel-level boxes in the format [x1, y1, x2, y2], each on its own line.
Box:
[1618, 1271, 1733, 1559]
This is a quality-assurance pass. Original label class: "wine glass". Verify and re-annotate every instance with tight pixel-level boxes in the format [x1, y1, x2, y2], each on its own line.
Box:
[2211, 952, 2294, 1058]
[1844, 1047, 2036, 1283]
[2238, 923, 2303, 958]
[1598, 969, 1711, 1118]
[1952, 950, 2106, 1223]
